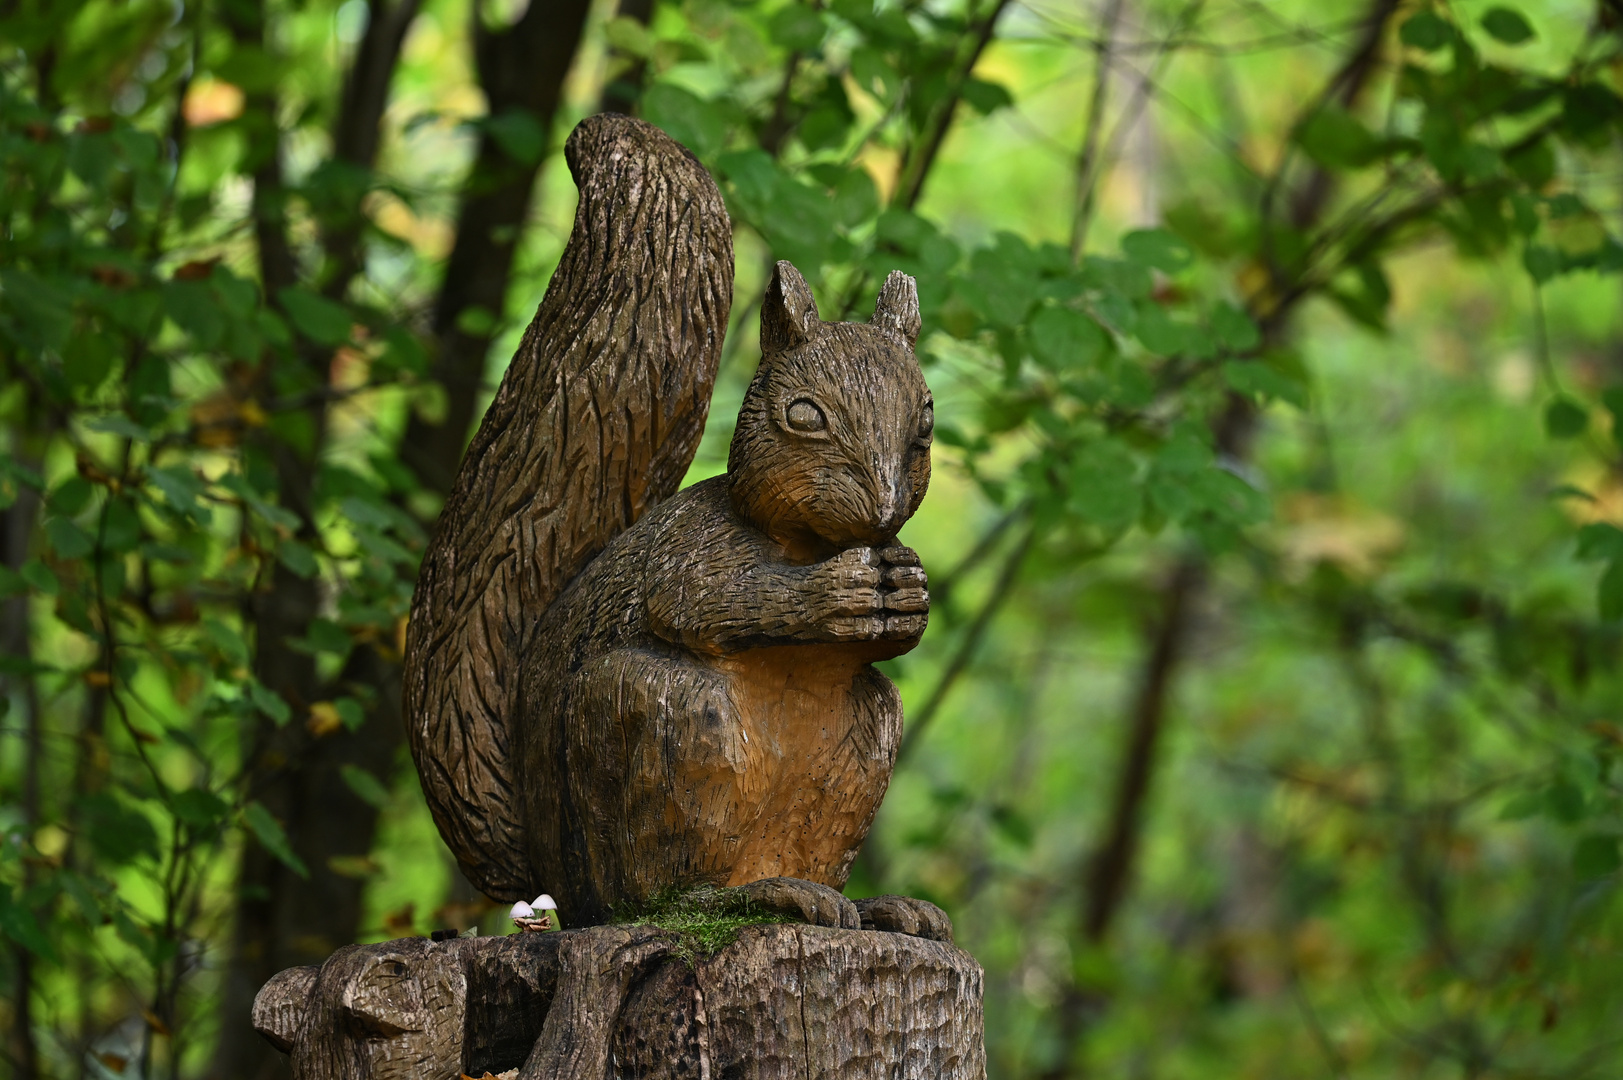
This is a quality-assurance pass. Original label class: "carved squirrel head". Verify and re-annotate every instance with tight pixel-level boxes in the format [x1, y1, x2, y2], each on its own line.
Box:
[728, 262, 932, 554]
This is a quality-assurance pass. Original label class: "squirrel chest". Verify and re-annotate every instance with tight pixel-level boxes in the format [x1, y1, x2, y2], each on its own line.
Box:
[515, 477, 906, 920]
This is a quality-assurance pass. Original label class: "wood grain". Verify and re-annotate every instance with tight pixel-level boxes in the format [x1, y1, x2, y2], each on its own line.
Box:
[516, 264, 934, 926]
[403, 115, 735, 900]
[254, 925, 985, 1079]
[405, 117, 937, 932]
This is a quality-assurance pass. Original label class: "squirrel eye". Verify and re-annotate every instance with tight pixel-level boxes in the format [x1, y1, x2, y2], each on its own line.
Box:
[917, 402, 934, 440]
[786, 399, 827, 433]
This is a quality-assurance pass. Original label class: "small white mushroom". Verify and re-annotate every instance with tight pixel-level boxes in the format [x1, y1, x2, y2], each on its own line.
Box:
[510, 900, 534, 920]
[534, 894, 556, 911]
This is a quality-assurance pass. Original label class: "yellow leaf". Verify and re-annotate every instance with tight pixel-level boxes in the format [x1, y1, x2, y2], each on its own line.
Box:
[306, 701, 343, 738]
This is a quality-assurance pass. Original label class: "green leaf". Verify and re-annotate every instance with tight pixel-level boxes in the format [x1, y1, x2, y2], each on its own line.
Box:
[1573, 834, 1620, 879]
[1600, 558, 1623, 621]
[963, 235, 1041, 328]
[79, 791, 160, 865]
[768, 4, 825, 50]
[1562, 83, 1623, 146]
[64, 334, 115, 393]
[48, 477, 94, 516]
[84, 414, 153, 441]
[242, 801, 308, 878]
[1498, 790, 1543, 821]
[1121, 229, 1192, 273]
[454, 305, 497, 336]
[19, 559, 58, 595]
[1545, 779, 1586, 822]
[100, 498, 142, 553]
[1480, 7, 1534, 44]
[1505, 139, 1555, 188]
[163, 280, 225, 348]
[171, 788, 230, 830]
[483, 108, 546, 164]
[1029, 306, 1108, 370]
[962, 78, 1014, 116]
[146, 464, 208, 518]
[1544, 397, 1588, 439]
[1223, 360, 1306, 408]
[1295, 107, 1383, 169]
[1070, 439, 1140, 532]
[0, 887, 58, 962]
[336, 697, 365, 731]
[1188, 467, 1270, 526]
[1, 270, 74, 350]
[339, 764, 391, 808]
[1524, 244, 1561, 283]
[850, 47, 896, 102]
[1400, 11, 1453, 51]
[278, 539, 318, 578]
[204, 617, 249, 668]
[642, 83, 727, 159]
[1576, 522, 1623, 561]
[1135, 305, 1203, 357]
[829, 168, 878, 229]
[604, 15, 654, 57]
[277, 287, 352, 346]
[298, 617, 352, 657]
[1211, 302, 1260, 352]
[1603, 388, 1623, 446]
[247, 680, 291, 726]
[46, 517, 94, 559]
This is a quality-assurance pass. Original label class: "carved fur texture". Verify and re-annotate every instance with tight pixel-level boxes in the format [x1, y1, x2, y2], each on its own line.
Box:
[404, 115, 734, 899]
[405, 115, 934, 922]
[519, 262, 933, 924]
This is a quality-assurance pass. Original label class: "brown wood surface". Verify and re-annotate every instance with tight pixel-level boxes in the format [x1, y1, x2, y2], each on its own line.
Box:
[403, 114, 735, 901]
[515, 262, 932, 924]
[403, 112, 939, 927]
[254, 925, 985, 1079]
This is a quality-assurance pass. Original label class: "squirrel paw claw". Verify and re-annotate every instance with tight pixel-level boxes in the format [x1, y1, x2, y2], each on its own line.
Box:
[853, 895, 953, 943]
[734, 877, 861, 930]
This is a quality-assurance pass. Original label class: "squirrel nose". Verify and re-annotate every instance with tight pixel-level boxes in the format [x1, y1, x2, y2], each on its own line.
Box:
[871, 455, 906, 534]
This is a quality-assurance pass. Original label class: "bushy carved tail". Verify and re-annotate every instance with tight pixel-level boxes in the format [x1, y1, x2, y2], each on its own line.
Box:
[403, 115, 734, 900]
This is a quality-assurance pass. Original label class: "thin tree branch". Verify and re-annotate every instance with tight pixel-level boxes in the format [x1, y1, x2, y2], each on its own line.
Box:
[1069, 0, 1125, 262]
[321, 0, 425, 296]
[894, 0, 1013, 211]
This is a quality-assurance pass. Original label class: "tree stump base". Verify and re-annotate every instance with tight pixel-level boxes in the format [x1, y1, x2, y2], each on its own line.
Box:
[254, 923, 986, 1079]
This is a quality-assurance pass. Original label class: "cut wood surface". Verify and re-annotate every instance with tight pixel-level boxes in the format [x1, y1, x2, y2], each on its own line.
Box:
[254, 924, 984, 1079]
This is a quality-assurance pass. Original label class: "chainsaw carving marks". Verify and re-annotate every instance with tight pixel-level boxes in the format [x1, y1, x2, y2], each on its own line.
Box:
[403, 113, 938, 928]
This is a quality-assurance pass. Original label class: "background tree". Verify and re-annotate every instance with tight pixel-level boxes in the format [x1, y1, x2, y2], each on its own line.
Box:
[2, 1, 1622, 1078]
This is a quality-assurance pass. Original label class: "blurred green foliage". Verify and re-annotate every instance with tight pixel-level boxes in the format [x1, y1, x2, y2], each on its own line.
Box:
[3, 0, 1623, 1077]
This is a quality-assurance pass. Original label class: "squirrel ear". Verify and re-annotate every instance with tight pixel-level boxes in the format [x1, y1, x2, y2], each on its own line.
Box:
[871, 271, 920, 348]
[760, 261, 820, 353]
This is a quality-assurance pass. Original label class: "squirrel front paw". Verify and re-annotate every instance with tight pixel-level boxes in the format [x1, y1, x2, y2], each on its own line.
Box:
[807, 545, 928, 642]
[877, 544, 928, 641]
[853, 895, 953, 942]
[734, 877, 861, 929]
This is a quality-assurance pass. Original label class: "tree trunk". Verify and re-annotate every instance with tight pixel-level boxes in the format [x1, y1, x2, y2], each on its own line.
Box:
[253, 925, 986, 1079]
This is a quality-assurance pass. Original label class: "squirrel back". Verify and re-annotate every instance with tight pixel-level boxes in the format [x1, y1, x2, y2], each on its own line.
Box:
[403, 115, 734, 900]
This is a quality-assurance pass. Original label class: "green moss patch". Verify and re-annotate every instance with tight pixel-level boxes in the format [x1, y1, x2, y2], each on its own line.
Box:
[614, 884, 793, 964]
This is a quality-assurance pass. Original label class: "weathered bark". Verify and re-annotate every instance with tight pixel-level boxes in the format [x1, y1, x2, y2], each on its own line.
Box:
[255, 925, 984, 1079]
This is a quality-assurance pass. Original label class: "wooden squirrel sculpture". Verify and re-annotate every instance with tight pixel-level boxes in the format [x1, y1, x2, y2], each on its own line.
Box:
[405, 114, 947, 938]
